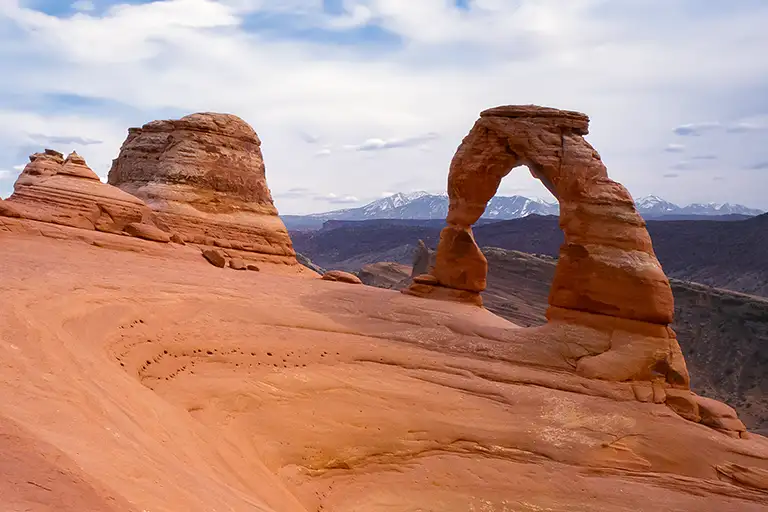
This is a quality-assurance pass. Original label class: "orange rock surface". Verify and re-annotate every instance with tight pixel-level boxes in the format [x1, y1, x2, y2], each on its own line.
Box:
[107, 113, 298, 266]
[1, 105, 767, 511]
[2, 149, 154, 233]
[404, 105, 701, 421]
[411, 105, 672, 325]
[1, 231, 767, 511]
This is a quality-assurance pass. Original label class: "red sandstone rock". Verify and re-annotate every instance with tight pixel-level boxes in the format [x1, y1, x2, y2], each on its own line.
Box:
[3, 235, 768, 511]
[123, 222, 171, 243]
[246, 264, 260, 272]
[0, 199, 21, 218]
[411, 105, 673, 325]
[107, 113, 297, 266]
[696, 395, 747, 432]
[229, 258, 246, 270]
[170, 233, 185, 245]
[202, 248, 226, 268]
[2, 150, 153, 234]
[399, 105, 744, 428]
[322, 270, 363, 285]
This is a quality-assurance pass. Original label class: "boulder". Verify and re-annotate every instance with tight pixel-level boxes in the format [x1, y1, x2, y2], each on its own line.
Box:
[322, 270, 362, 285]
[123, 222, 171, 243]
[107, 113, 298, 266]
[202, 248, 226, 268]
[229, 258, 246, 270]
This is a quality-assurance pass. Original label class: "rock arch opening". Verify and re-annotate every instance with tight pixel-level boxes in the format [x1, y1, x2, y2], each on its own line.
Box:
[405, 105, 674, 326]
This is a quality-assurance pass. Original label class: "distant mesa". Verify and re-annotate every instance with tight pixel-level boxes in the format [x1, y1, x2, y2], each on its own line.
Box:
[107, 112, 297, 266]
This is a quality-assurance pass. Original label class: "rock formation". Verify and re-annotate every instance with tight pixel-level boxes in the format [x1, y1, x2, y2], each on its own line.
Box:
[321, 270, 363, 285]
[0, 149, 159, 235]
[107, 113, 297, 266]
[410, 239, 435, 278]
[404, 105, 744, 433]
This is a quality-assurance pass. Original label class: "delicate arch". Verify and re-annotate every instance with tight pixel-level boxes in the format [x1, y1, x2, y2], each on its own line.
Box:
[407, 105, 673, 326]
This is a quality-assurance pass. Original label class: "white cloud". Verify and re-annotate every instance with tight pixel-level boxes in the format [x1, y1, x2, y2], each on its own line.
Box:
[313, 148, 331, 157]
[664, 143, 685, 153]
[345, 132, 439, 151]
[1, 1, 768, 212]
[319, 192, 359, 204]
[0, 170, 13, 181]
[673, 122, 721, 136]
[727, 115, 768, 133]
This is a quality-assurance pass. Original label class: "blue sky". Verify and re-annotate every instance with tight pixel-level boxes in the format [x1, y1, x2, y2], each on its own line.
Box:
[1, 0, 768, 213]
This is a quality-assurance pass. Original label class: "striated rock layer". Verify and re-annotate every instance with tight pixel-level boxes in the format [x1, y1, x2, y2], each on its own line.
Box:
[403, 105, 746, 434]
[1, 149, 154, 233]
[108, 113, 297, 266]
[1, 234, 768, 511]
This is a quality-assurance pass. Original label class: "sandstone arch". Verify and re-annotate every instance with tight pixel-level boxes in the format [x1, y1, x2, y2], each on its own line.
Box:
[407, 105, 674, 326]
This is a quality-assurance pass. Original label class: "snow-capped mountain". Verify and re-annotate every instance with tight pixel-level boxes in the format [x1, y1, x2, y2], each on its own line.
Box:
[302, 191, 558, 222]
[677, 203, 763, 216]
[634, 196, 764, 217]
[634, 195, 680, 216]
[284, 192, 763, 229]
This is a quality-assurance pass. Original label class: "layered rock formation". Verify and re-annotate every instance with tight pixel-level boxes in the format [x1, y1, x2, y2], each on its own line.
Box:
[1, 149, 155, 233]
[404, 105, 744, 434]
[108, 113, 297, 266]
[2, 234, 768, 511]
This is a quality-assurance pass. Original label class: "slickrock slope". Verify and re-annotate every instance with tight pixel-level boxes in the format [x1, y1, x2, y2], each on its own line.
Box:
[2, 105, 767, 511]
[108, 113, 297, 266]
[2, 233, 768, 511]
[361, 248, 768, 435]
[0, 149, 153, 233]
[405, 104, 750, 438]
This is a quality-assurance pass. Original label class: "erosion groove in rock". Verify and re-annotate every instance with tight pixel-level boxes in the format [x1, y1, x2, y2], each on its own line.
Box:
[2, 235, 768, 511]
[107, 112, 298, 266]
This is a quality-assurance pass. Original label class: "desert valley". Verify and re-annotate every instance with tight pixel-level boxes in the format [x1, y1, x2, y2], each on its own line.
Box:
[1, 105, 768, 512]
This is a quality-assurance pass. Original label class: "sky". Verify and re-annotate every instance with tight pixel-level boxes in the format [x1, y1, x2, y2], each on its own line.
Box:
[1, 0, 767, 214]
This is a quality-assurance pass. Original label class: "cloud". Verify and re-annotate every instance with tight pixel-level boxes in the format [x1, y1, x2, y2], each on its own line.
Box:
[274, 187, 313, 199]
[345, 132, 439, 151]
[318, 193, 359, 204]
[0, 170, 13, 181]
[713, 176, 725, 181]
[749, 162, 768, 170]
[71, 0, 95, 12]
[663, 173, 679, 178]
[313, 148, 331, 157]
[664, 143, 685, 153]
[673, 122, 721, 136]
[691, 154, 718, 160]
[670, 161, 694, 171]
[27, 134, 103, 146]
[273, 187, 358, 204]
[298, 131, 321, 144]
[726, 115, 768, 133]
[2, 1, 768, 211]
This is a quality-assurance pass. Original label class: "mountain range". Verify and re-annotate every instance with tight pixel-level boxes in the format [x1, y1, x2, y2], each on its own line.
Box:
[282, 192, 764, 230]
